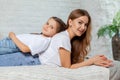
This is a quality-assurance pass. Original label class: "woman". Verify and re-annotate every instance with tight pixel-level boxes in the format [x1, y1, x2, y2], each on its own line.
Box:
[39, 9, 120, 80]
[39, 9, 112, 68]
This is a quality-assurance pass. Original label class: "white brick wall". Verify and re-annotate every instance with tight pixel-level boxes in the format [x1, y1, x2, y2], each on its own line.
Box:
[0, 0, 120, 59]
[0, 0, 81, 37]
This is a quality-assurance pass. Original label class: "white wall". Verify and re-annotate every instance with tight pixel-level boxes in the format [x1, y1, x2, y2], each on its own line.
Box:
[80, 0, 120, 59]
[0, 0, 82, 37]
[0, 0, 120, 59]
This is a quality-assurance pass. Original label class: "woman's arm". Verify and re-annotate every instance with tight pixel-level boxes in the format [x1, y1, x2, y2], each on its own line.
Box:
[59, 48, 112, 69]
[9, 32, 30, 53]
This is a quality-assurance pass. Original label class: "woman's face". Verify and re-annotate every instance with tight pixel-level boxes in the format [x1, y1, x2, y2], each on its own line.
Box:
[69, 16, 89, 37]
[42, 18, 59, 37]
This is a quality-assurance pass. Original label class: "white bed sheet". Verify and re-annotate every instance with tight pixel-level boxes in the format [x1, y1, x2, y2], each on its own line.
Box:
[0, 65, 109, 80]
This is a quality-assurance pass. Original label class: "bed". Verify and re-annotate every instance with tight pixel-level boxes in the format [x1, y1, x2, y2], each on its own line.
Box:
[0, 65, 109, 80]
[0, 52, 109, 80]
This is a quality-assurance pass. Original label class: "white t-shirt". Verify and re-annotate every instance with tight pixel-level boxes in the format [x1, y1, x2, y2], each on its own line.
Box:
[16, 34, 51, 55]
[39, 30, 71, 66]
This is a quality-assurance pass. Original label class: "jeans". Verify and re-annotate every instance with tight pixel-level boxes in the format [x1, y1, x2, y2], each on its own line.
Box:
[0, 52, 40, 66]
[0, 37, 20, 55]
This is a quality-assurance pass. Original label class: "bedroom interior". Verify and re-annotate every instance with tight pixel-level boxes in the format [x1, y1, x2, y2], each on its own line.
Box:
[0, 0, 120, 80]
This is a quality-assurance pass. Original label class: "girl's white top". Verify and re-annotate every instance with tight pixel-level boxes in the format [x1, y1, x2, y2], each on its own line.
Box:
[39, 30, 71, 66]
[16, 34, 51, 55]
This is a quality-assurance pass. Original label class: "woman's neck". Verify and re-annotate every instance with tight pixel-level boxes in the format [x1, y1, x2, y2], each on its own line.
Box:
[67, 28, 75, 40]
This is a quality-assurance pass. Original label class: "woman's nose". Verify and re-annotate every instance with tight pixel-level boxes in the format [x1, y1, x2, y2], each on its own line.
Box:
[81, 24, 85, 30]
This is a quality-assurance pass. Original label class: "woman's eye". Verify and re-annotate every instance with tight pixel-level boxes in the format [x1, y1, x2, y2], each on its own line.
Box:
[85, 24, 88, 27]
[78, 22, 82, 24]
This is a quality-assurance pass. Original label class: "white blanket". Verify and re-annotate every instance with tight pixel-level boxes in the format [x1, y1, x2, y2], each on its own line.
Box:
[0, 65, 109, 80]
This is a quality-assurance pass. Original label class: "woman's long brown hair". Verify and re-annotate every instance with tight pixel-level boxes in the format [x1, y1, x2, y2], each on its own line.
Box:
[66, 9, 92, 64]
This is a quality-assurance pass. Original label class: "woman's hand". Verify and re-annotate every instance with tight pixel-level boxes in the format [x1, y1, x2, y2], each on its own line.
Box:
[90, 55, 113, 67]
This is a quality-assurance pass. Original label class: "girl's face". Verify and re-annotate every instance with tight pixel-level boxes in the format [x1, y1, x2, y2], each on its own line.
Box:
[42, 18, 59, 37]
[69, 16, 89, 37]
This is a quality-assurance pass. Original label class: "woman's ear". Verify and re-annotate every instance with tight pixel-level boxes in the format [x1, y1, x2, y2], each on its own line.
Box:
[68, 19, 72, 26]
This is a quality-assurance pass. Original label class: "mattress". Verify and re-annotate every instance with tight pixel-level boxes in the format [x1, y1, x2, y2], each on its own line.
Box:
[0, 65, 109, 80]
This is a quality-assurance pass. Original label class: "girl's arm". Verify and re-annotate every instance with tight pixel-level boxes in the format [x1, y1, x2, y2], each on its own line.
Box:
[9, 32, 30, 53]
[59, 48, 112, 69]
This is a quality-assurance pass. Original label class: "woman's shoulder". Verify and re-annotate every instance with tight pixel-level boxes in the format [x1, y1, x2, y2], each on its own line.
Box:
[54, 30, 68, 38]
[51, 30, 69, 42]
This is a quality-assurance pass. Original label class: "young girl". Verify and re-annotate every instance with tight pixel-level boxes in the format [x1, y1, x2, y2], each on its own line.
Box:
[0, 16, 66, 55]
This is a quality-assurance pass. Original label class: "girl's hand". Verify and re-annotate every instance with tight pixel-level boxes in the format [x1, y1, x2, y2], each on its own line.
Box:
[9, 32, 16, 39]
[90, 55, 113, 67]
[8, 32, 30, 53]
